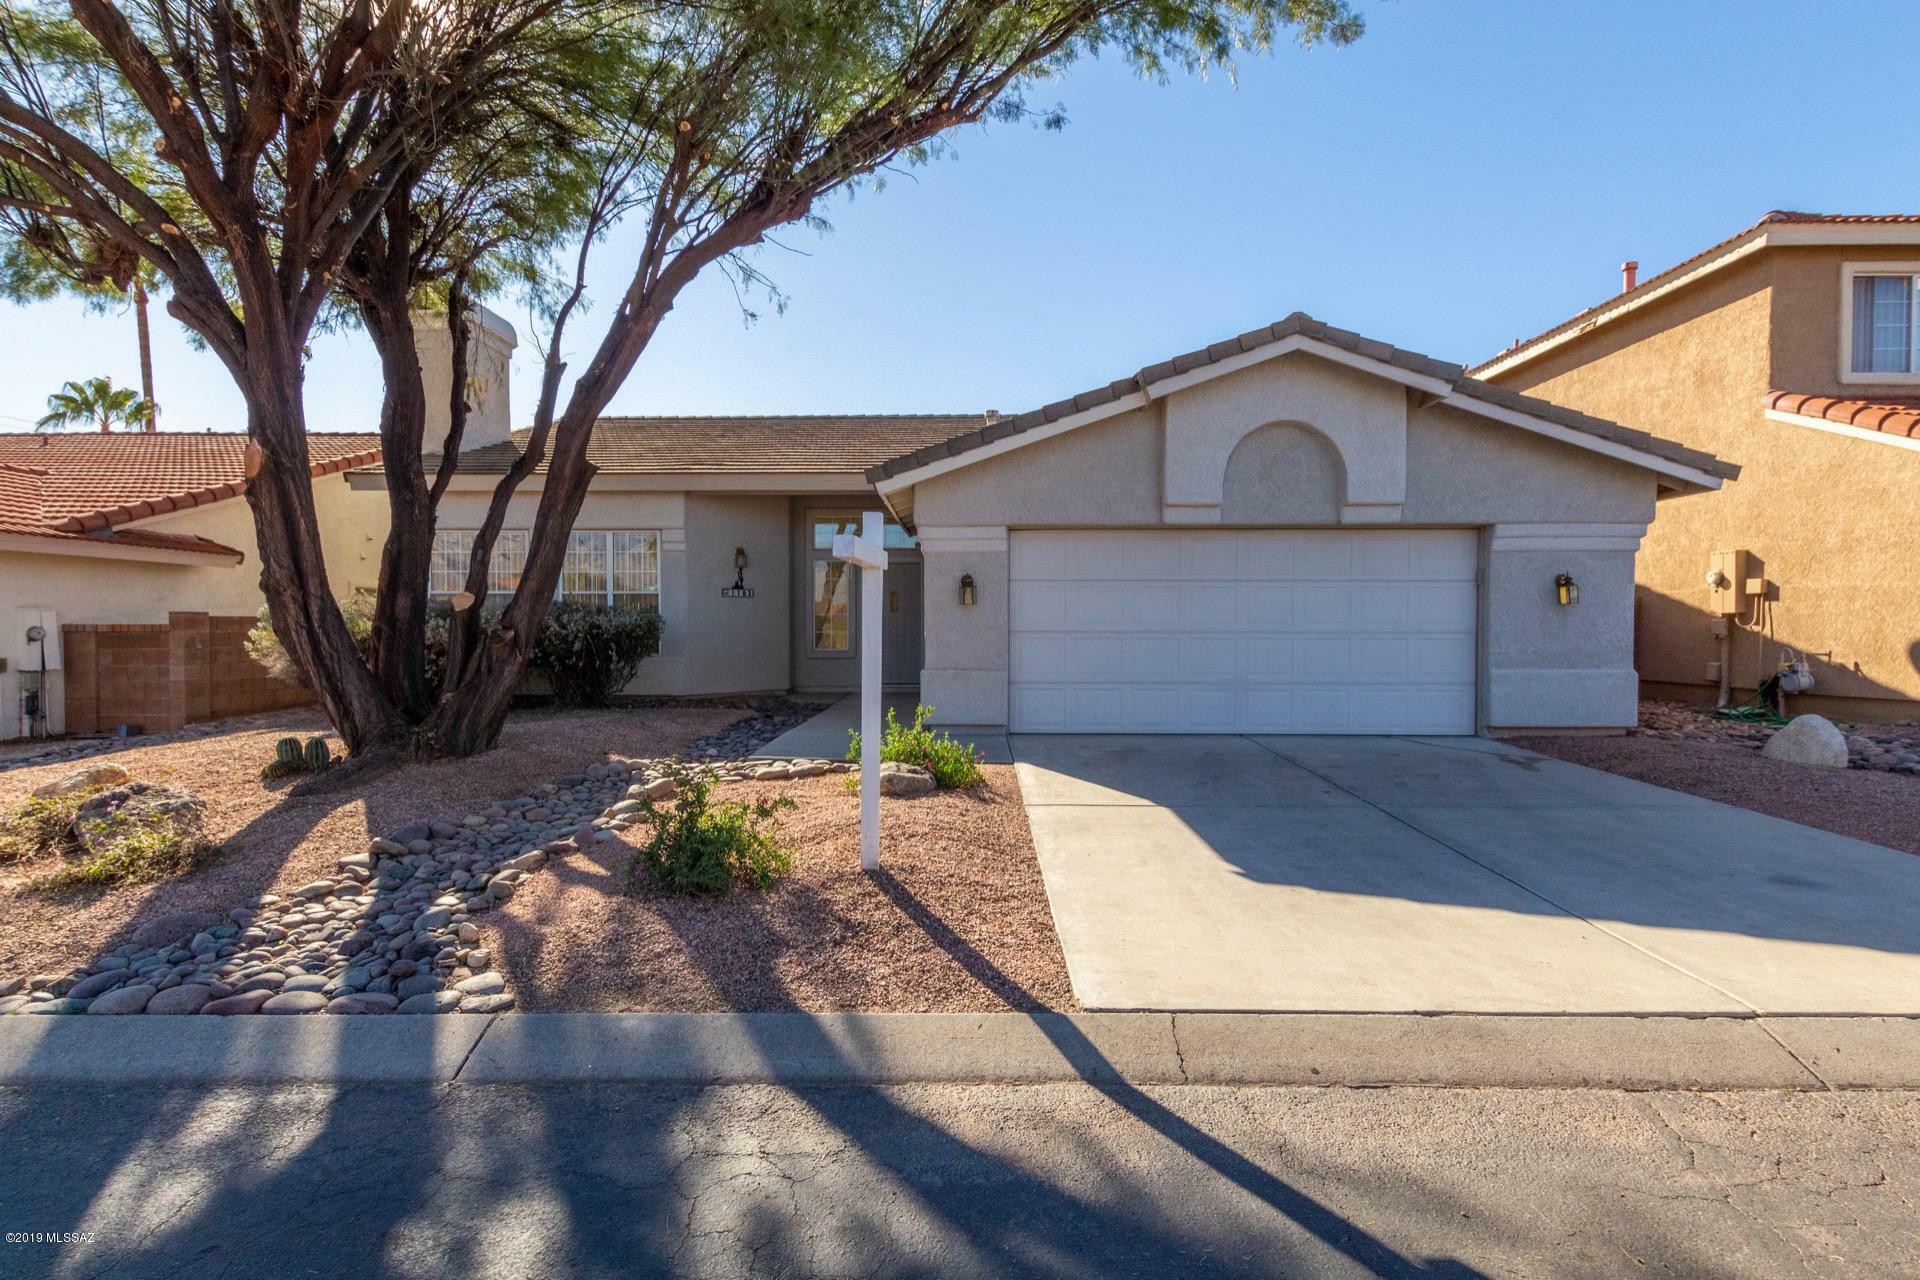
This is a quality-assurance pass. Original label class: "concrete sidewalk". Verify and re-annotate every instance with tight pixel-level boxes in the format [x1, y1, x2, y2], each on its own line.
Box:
[3, 1011, 1916, 1089]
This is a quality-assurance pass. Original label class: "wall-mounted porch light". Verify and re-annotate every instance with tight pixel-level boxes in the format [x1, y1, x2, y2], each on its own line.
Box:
[732, 546, 748, 590]
[959, 573, 977, 607]
[1555, 573, 1579, 606]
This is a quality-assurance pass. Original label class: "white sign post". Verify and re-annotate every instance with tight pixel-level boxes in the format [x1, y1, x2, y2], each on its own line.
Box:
[831, 511, 888, 871]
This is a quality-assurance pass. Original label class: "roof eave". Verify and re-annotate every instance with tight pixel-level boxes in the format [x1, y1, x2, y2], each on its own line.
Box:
[1475, 220, 1920, 381]
[0, 530, 245, 565]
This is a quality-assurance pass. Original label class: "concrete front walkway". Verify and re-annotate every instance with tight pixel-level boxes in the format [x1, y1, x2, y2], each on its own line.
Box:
[1015, 734, 1920, 1015]
[753, 693, 1013, 763]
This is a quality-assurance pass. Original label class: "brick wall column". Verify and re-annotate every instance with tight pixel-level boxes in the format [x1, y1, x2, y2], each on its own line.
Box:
[59, 627, 99, 735]
[167, 612, 212, 730]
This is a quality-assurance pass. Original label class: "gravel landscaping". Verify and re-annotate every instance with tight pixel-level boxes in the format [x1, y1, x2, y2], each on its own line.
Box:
[1517, 701, 1920, 857]
[491, 764, 1074, 1013]
[0, 703, 747, 986]
[0, 697, 1072, 1016]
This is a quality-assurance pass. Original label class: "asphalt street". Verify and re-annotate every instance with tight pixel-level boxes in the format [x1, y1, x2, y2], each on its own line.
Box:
[3, 1080, 1916, 1279]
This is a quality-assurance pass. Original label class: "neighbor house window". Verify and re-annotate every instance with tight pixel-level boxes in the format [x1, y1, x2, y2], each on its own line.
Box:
[1849, 271, 1920, 375]
[428, 530, 528, 598]
[563, 530, 660, 610]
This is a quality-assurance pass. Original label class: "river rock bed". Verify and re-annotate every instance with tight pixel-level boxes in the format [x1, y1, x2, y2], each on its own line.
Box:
[1633, 701, 1920, 775]
[0, 747, 851, 1018]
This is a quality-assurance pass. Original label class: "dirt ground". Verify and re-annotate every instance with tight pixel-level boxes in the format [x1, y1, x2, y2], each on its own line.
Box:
[491, 765, 1076, 1012]
[1515, 732, 1920, 857]
[0, 704, 741, 979]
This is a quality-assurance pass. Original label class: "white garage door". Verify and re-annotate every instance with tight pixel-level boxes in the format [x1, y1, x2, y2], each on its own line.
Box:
[1008, 529, 1479, 734]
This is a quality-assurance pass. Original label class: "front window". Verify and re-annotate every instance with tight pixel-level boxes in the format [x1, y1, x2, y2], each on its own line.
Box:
[563, 530, 660, 610]
[1850, 272, 1920, 375]
[428, 530, 527, 599]
[429, 529, 658, 610]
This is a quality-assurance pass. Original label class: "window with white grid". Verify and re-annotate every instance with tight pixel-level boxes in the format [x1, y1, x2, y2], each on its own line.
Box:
[428, 530, 528, 599]
[561, 530, 660, 610]
[1853, 275, 1919, 373]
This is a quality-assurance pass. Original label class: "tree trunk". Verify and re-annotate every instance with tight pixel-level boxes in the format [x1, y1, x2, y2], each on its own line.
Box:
[361, 296, 439, 720]
[133, 277, 157, 431]
[241, 339, 407, 756]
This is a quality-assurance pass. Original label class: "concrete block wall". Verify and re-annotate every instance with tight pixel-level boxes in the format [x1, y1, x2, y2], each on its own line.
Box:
[61, 613, 310, 735]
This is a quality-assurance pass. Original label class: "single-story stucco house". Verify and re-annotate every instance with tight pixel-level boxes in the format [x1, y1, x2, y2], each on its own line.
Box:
[0, 429, 385, 740]
[360, 307, 1737, 736]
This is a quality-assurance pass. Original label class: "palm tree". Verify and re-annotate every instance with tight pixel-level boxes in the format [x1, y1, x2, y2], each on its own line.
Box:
[35, 377, 154, 433]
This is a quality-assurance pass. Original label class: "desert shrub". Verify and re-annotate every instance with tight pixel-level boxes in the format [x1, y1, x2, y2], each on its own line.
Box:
[32, 818, 215, 890]
[847, 704, 984, 789]
[0, 786, 214, 888]
[625, 764, 794, 896]
[0, 791, 86, 865]
[248, 596, 661, 708]
[245, 595, 375, 682]
[531, 603, 663, 707]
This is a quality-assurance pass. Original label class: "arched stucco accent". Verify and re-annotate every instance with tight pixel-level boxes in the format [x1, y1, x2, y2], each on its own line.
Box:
[1159, 353, 1408, 524]
[1219, 422, 1345, 524]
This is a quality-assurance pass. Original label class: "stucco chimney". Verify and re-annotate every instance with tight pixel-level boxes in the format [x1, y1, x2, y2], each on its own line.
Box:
[1620, 260, 1639, 293]
[411, 303, 518, 458]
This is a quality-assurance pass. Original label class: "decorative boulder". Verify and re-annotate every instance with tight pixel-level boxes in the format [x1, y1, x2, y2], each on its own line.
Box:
[1761, 714, 1850, 769]
[877, 762, 937, 796]
[71, 783, 206, 857]
[32, 762, 130, 799]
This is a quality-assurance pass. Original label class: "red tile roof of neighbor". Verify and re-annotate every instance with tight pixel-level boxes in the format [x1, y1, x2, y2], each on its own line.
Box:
[1765, 391, 1920, 441]
[1472, 211, 1920, 376]
[0, 431, 381, 560]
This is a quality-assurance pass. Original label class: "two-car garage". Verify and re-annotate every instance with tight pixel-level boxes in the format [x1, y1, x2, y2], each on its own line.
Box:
[876, 314, 1735, 736]
[1006, 529, 1480, 734]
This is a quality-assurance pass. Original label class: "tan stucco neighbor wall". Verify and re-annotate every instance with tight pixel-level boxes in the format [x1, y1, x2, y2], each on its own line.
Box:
[904, 353, 1662, 733]
[2, 471, 384, 738]
[1489, 247, 1920, 714]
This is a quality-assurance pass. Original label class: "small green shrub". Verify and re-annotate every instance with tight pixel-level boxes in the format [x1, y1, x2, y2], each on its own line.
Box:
[0, 791, 87, 865]
[625, 763, 794, 896]
[847, 704, 984, 789]
[0, 787, 214, 888]
[249, 596, 663, 708]
[32, 818, 215, 890]
[531, 602, 664, 707]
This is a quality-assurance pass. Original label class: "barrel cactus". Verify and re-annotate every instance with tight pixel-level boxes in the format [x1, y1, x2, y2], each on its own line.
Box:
[276, 737, 304, 769]
[303, 737, 333, 772]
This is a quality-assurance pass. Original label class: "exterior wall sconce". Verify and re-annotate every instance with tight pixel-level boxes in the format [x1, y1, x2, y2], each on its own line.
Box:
[1555, 573, 1579, 606]
[959, 573, 977, 607]
[722, 546, 754, 598]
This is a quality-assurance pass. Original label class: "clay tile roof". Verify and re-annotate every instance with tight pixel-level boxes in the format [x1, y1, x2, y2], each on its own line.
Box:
[0, 431, 380, 534]
[0, 431, 379, 560]
[420, 415, 990, 477]
[1764, 390, 1920, 441]
[1472, 211, 1920, 375]
[865, 311, 1737, 485]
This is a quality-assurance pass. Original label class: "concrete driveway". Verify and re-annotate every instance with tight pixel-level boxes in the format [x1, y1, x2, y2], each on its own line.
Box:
[1014, 735, 1920, 1014]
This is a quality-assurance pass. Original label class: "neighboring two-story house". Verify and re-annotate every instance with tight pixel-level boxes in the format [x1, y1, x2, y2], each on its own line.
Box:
[1475, 211, 1920, 720]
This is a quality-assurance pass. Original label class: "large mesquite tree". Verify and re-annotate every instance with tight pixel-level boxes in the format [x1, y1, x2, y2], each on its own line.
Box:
[0, 0, 1361, 761]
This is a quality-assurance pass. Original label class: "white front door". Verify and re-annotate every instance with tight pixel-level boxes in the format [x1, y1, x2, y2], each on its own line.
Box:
[1007, 529, 1479, 734]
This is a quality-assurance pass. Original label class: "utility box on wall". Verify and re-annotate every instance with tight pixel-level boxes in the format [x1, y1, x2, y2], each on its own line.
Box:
[8, 608, 61, 670]
[1707, 550, 1750, 616]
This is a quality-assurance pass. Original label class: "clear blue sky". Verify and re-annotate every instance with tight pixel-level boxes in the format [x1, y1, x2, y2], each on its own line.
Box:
[2, 0, 1916, 434]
